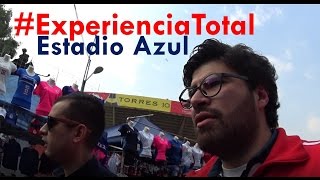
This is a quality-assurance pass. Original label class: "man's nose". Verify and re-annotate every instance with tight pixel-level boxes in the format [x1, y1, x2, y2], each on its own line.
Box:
[39, 123, 48, 136]
[190, 89, 210, 110]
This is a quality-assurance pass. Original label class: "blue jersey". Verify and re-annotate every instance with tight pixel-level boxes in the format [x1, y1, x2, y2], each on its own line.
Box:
[11, 68, 40, 110]
[167, 139, 183, 165]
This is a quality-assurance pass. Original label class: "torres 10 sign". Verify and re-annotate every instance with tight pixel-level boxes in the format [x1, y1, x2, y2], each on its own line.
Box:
[86, 92, 191, 117]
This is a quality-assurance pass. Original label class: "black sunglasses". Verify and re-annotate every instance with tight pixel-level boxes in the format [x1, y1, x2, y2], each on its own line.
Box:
[46, 116, 89, 131]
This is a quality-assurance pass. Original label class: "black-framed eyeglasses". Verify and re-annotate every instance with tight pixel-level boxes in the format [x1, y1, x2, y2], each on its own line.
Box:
[46, 116, 92, 133]
[179, 73, 248, 109]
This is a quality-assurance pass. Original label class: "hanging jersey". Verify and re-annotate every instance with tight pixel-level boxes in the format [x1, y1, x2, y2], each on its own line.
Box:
[192, 147, 204, 168]
[33, 81, 62, 116]
[167, 139, 183, 165]
[138, 130, 154, 158]
[2, 139, 21, 171]
[19, 147, 40, 176]
[153, 135, 170, 161]
[11, 68, 40, 110]
[118, 124, 139, 152]
[0, 59, 17, 94]
[181, 144, 194, 167]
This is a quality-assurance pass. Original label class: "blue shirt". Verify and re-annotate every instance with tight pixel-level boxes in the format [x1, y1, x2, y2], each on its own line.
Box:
[167, 139, 183, 165]
[11, 68, 40, 110]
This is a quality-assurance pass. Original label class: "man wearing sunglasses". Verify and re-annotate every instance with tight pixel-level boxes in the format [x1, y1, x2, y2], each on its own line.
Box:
[181, 39, 320, 177]
[39, 92, 116, 177]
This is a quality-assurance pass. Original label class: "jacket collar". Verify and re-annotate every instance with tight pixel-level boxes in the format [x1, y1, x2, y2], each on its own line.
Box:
[208, 129, 278, 177]
[253, 128, 309, 176]
[208, 128, 309, 177]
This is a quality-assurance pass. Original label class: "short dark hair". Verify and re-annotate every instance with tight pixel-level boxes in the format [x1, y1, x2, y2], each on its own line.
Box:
[183, 38, 280, 128]
[54, 92, 105, 149]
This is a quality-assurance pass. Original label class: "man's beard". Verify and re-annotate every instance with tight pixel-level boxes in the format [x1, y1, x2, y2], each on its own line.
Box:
[47, 142, 73, 164]
[195, 94, 259, 159]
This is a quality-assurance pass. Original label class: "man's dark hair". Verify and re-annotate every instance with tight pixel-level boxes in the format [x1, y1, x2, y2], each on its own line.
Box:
[54, 92, 105, 149]
[183, 38, 280, 128]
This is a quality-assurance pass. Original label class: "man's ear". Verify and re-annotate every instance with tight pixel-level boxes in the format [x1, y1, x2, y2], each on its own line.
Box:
[72, 125, 88, 143]
[254, 86, 269, 110]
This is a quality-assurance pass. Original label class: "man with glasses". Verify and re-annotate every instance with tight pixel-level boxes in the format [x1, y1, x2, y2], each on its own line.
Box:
[39, 92, 116, 177]
[180, 38, 320, 177]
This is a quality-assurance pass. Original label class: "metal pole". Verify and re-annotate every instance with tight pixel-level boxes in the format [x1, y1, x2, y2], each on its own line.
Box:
[74, 4, 96, 92]
[80, 57, 91, 92]
[80, 79, 86, 92]
[55, 69, 60, 83]
[36, 73, 50, 77]
[126, 114, 154, 120]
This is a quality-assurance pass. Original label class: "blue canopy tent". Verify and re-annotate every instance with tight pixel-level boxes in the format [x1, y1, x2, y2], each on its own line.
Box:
[104, 116, 175, 148]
